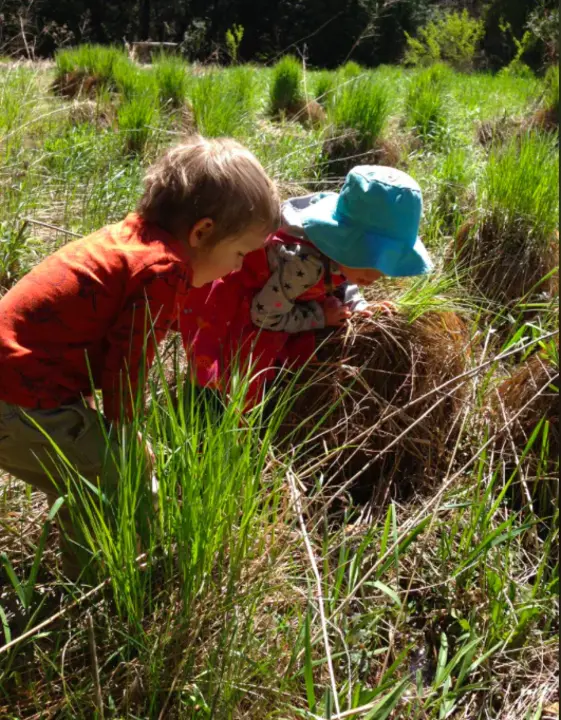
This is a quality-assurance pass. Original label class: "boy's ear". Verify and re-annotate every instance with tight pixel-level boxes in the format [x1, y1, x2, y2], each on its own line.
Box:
[188, 218, 215, 248]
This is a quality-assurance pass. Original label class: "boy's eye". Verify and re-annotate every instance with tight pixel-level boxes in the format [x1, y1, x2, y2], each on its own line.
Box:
[237, 252, 245, 258]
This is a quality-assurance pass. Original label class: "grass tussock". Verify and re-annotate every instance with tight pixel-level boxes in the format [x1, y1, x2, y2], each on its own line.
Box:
[269, 54, 304, 116]
[322, 77, 393, 178]
[153, 53, 189, 108]
[405, 64, 450, 145]
[191, 67, 256, 137]
[455, 131, 559, 304]
[280, 310, 470, 505]
[53, 44, 132, 98]
[117, 95, 158, 154]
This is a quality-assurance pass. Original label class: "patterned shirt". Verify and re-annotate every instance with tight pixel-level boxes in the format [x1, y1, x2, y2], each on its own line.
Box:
[0, 214, 191, 421]
[251, 195, 367, 333]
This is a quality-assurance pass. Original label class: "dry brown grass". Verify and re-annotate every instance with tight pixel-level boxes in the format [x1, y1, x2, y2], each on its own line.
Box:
[280, 311, 470, 505]
[51, 71, 101, 99]
[321, 131, 404, 179]
[285, 98, 327, 128]
[455, 220, 559, 305]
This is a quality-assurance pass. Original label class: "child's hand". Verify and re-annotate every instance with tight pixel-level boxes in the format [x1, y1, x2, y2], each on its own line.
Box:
[323, 298, 352, 326]
[358, 300, 397, 318]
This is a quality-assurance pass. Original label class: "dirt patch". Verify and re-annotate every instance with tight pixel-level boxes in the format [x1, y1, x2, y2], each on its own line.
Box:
[279, 311, 470, 506]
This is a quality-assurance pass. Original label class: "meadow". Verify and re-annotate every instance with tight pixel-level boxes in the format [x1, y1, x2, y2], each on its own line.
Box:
[0, 46, 558, 719]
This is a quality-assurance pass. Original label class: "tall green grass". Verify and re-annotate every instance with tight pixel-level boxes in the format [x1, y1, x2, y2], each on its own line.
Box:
[269, 54, 304, 114]
[314, 70, 336, 109]
[54, 44, 132, 88]
[482, 131, 559, 245]
[331, 76, 391, 147]
[191, 67, 256, 137]
[405, 64, 450, 144]
[117, 95, 158, 154]
[153, 53, 189, 108]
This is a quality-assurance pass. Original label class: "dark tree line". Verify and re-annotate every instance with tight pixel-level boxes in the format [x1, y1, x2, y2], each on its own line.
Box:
[0, 0, 556, 70]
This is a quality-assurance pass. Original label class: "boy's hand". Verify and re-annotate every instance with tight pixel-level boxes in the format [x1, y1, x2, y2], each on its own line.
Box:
[323, 298, 352, 326]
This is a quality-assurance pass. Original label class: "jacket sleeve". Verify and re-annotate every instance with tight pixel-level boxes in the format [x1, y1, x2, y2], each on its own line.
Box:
[251, 247, 326, 333]
[101, 270, 179, 423]
[333, 282, 369, 311]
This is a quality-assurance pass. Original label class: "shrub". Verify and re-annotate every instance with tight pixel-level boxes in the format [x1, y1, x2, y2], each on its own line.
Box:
[498, 21, 535, 79]
[225, 24, 244, 64]
[118, 96, 158, 154]
[269, 55, 303, 115]
[332, 77, 390, 148]
[153, 53, 189, 108]
[404, 65, 449, 144]
[404, 10, 484, 72]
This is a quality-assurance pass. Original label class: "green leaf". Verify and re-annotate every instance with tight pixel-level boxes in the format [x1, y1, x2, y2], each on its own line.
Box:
[1, 552, 26, 609]
[0, 604, 11, 645]
[372, 581, 402, 609]
[304, 609, 316, 712]
[363, 677, 410, 720]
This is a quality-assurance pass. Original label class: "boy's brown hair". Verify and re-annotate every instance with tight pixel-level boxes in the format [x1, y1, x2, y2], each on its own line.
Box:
[138, 136, 280, 243]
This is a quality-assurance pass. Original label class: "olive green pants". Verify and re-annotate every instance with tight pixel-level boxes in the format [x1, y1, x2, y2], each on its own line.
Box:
[0, 399, 149, 578]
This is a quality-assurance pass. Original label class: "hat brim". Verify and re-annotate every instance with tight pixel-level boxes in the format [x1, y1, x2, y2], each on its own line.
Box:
[296, 193, 433, 277]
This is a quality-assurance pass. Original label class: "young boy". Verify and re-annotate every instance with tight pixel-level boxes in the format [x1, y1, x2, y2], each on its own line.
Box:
[0, 136, 280, 576]
[183, 165, 432, 406]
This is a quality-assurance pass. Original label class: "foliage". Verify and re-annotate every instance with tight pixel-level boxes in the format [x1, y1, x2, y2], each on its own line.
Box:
[526, 1, 559, 64]
[269, 54, 304, 115]
[153, 53, 189, 108]
[498, 20, 535, 78]
[544, 64, 559, 113]
[404, 9, 485, 72]
[117, 95, 158, 153]
[225, 23, 244, 64]
[482, 131, 559, 245]
[404, 64, 450, 144]
[191, 67, 256, 137]
[331, 76, 390, 147]
[54, 44, 132, 88]
[314, 71, 336, 108]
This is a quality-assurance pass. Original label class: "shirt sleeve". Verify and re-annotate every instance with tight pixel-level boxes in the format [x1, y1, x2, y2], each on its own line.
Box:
[101, 267, 183, 423]
[251, 245, 326, 333]
[333, 282, 369, 312]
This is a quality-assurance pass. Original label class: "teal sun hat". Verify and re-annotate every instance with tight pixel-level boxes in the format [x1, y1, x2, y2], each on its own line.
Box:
[297, 166, 433, 277]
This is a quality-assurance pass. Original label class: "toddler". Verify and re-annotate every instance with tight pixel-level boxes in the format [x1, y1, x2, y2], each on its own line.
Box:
[183, 166, 432, 406]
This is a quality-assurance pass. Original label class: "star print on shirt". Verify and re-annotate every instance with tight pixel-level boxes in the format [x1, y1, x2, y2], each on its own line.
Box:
[284, 283, 292, 290]
[296, 270, 305, 278]
[272, 285, 280, 293]
[256, 302, 264, 311]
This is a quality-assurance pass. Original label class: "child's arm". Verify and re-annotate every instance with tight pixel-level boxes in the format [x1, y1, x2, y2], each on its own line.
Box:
[251, 246, 326, 333]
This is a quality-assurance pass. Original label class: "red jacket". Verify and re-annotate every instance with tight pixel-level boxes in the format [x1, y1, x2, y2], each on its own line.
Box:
[0, 213, 191, 421]
[181, 232, 346, 406]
